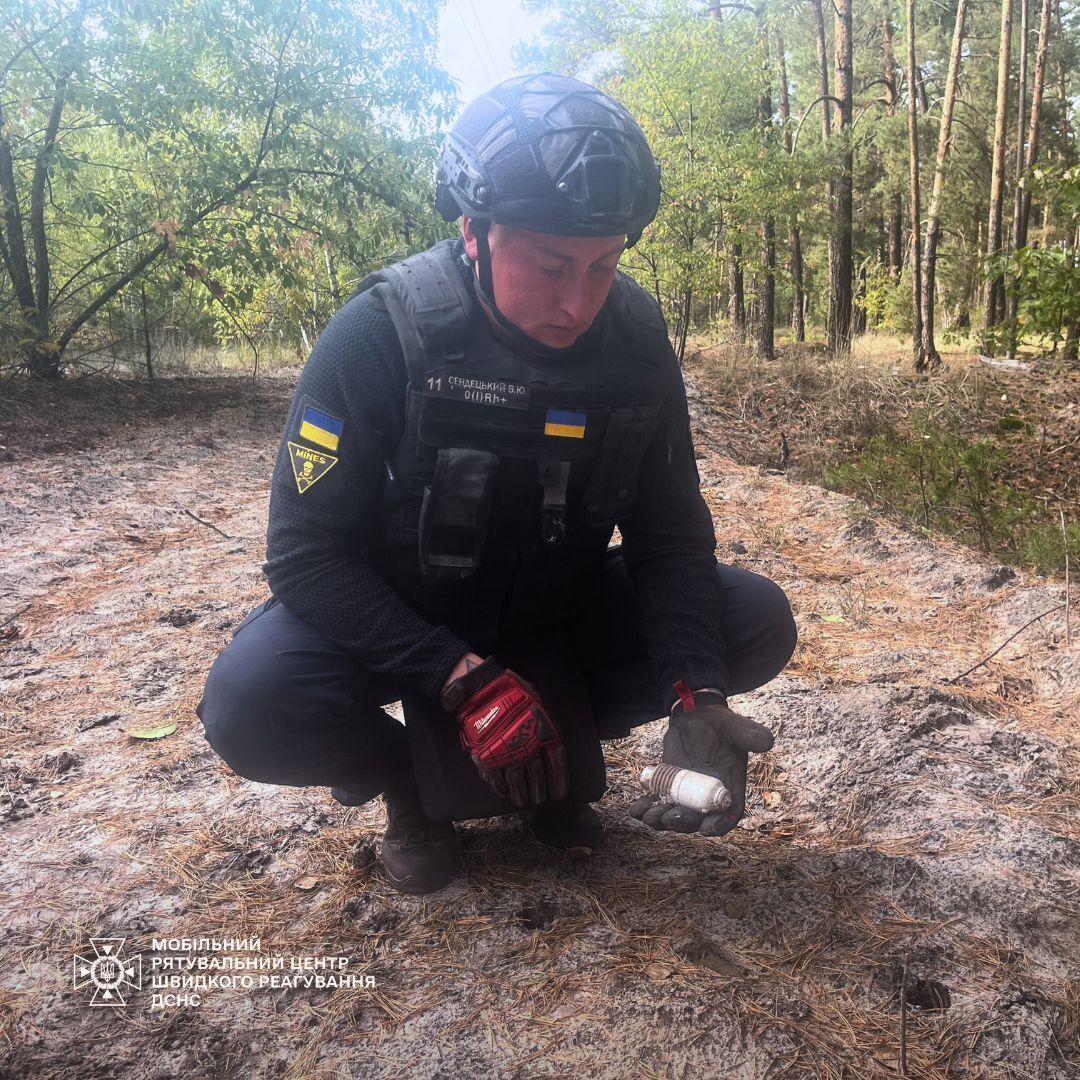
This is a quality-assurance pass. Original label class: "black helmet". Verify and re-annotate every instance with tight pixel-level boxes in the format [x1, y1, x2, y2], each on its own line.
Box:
[435, 73, 660, 247]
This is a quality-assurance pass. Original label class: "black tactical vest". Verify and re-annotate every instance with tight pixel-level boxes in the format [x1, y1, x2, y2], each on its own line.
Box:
[358, 238, 675, 643]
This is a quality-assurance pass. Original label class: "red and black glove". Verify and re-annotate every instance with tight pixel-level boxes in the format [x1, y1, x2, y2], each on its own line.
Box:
[440, 657, 569, 808]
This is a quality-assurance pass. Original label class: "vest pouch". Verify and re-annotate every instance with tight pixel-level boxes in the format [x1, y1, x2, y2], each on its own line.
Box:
[579, 404, 662, 526]
[418, 447, 499, 580]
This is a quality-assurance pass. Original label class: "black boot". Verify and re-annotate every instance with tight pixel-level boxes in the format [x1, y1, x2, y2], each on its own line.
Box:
[330, 786, 370, 806]
[380, 775, 461, 895]
[522, 803, 603, 852]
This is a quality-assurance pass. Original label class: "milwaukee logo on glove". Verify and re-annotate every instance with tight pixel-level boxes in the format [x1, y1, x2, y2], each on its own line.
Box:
[444, 657, 570, 806]
[473, 706, 500, 734]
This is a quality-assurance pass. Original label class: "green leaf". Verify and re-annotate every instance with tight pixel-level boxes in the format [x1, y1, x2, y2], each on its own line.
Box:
[128, 721, 178, 740]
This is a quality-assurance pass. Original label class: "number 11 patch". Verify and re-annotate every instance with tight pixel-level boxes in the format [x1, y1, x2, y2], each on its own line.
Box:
[288, 441, 337, 493]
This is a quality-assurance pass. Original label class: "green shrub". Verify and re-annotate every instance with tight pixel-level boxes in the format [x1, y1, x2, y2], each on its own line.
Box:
[824, 414, 1038, 557]
[861, 264, 915, 336]
[1023, 522, 1080, 575]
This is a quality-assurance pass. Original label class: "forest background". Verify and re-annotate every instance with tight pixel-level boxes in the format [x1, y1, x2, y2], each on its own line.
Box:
[1, 0, 1078, 570]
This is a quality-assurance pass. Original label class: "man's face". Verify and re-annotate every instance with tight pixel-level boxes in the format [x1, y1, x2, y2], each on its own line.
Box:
[462, 217, 625, 349]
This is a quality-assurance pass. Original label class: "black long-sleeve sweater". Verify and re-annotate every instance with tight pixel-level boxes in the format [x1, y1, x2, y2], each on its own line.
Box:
[263, 267, 731, 705]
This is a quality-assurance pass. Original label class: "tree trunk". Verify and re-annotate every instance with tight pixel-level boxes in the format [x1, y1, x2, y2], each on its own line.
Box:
[2, 9, 84, 380]
[1006, 0, 1054, 355]
[0, 94, 46, 374]
[828, 0, 854, 355]
[810, 0, 834, 341]
[1006, 0, 1031, 355]
[969, 213, 984, 320]
[754, 21, 775, 360]
[1017, 0, 1053, 247]
[756, 219, 776, 359]
[729, 242, 746, 339]
[855, 264, 867, 333]
[1057, 0, 1070, 160]
[1014, 0, 1031, 233]
[984, 0, 1015, 347]
[812, 0, 831, 143]
[906, 0, 925, 371]
[25, 344, 62, 381]
[775, 27, 804, 343]
[888, 208, 903, 278]
[810, 0, 832, 143]
[325, 249, 341, 307]
[140, 283, 155, 379]
[1064, 327, 1080, 363]
[790, 229, 805, 340]
[882, 14, 904, 279]
[921, 0, 969, 368]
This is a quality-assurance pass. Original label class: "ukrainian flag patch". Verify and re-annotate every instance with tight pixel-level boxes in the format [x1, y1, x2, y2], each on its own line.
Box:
[298, 403, 343, 452]
[544, 409, 586, 439]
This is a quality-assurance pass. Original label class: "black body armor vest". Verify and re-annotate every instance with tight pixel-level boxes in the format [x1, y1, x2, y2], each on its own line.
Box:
[358, 238, 674, 643]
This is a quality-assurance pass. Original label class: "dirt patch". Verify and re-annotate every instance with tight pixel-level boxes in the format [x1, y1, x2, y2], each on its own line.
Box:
[0, 370, 1077, 1078]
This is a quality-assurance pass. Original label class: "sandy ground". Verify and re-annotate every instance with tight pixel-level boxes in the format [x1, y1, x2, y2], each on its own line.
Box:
[0, 370, 1077, 1079]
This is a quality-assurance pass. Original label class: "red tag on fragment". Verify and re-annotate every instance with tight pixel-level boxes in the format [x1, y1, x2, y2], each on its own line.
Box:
[673, 680, 696, 712]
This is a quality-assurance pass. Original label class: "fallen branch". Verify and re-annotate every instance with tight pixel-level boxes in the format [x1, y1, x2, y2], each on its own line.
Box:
[948, 604, 1065, 683]
[180, 507, 231, 539]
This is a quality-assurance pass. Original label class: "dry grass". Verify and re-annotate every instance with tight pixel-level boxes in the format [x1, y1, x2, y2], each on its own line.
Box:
[684, 335, 973, 479]
[686, 334, 1080, 579]
[2, 363, 1078, 1077]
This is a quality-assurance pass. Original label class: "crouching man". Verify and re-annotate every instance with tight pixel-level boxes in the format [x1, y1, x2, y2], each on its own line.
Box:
[198, 73, 796, 894]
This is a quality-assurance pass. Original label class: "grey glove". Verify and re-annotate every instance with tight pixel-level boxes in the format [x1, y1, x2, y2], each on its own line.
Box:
[630, 688, 774, 837]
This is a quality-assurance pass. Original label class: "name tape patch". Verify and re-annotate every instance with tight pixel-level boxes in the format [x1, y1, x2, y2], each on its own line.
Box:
[423, 373, 531, 409]
[288, 442, 337, 493]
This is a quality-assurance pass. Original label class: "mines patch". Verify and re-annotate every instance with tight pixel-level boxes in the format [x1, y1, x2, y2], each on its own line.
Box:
[298, 404, 343, 451]
[288, 442, 337, 493]
[543, 409, 587, 438]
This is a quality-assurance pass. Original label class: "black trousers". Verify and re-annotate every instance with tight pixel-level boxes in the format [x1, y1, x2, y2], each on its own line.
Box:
[197, 548, 796, 818]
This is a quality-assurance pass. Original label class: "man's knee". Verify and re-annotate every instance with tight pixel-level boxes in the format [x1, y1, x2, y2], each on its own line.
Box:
[197, 612, 405, 790]
[758, 575, 798, 667]
[197, 648, 296, 784]
[720, 567, 798, 694]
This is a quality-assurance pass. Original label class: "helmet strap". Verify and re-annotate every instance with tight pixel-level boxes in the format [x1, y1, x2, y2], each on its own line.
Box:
[468, 221, 586, 359]
[473, 219, 497, 310]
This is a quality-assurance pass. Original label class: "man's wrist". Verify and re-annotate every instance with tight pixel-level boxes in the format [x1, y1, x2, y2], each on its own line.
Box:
[440, 653, 501, 712]
[668, 681, 729, 715]
[441, 652, 486, 696]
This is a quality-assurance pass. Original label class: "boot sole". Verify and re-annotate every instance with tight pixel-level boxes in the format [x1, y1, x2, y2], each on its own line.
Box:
[381, 860, 461, 895]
